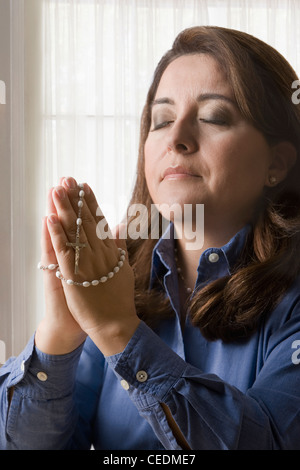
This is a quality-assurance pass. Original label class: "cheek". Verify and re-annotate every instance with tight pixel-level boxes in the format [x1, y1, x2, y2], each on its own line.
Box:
[144, 140, 158, 196]
[213, 134, 270, 181]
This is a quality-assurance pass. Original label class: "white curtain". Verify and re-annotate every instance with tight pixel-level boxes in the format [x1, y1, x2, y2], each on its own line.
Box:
[3, 0, 300, 360]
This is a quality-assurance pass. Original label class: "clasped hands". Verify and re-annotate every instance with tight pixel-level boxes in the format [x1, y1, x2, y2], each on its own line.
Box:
[35, 177, 140, 357]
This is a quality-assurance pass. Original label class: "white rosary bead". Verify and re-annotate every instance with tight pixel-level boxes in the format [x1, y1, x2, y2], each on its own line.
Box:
[38, 262, 58, 270]
[79, 190, 85, 198]
[38, 248, 126, 288]
[78, 200, 83, 208]
[76, 218, 82, 226]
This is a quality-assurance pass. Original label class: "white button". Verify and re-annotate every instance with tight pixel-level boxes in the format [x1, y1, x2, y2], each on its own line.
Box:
[37, 371, 48, 382]
[20, 360, 25, 372]
[120, 379, 129, 390]
[136, 370, 148, 382]
[208, 253, 219, 263]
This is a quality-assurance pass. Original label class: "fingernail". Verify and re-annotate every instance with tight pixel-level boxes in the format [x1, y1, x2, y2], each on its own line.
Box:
[64, 177, 77, 189]
[55, 186, 65, 200]
[48, 214, 58, 224]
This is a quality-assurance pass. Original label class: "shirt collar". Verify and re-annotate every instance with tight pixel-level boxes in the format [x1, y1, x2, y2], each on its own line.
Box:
[150, 223, 251, 290]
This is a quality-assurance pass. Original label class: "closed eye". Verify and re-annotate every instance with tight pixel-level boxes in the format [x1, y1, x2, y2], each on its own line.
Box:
[150, 121, 174, 131]
[199, 118, 227, 126]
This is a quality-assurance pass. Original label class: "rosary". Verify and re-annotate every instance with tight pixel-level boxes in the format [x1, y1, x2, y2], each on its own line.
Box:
[38, 183, 126, 287]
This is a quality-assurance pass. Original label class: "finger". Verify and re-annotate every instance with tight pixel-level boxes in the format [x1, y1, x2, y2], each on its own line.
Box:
[46, 212, 77, 281]
[62, 178, 99, 224]
[61, 177, 115, 251]
[47, 187, 57, 216]
[41, 216, 57, 264]
[51, 185, 89, 247]
[40, 216, 64, 295]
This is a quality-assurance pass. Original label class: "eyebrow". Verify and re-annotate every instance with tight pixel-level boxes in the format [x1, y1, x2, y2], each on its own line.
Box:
[151, 93, 236, 107]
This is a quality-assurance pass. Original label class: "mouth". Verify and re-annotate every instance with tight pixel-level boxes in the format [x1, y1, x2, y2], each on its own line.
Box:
[162, 165, 200, 181]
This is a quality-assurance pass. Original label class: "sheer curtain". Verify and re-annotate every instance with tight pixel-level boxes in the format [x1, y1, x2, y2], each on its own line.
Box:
[3, 0, 300, 359]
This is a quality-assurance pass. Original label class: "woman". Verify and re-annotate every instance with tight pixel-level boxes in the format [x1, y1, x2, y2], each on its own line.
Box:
[1, 26, 300, 450]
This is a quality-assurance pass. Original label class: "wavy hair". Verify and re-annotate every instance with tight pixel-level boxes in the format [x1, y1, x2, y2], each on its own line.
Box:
[125, 26, 300, 341]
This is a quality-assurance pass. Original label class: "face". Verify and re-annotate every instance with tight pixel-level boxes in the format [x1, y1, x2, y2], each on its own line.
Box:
[144, 54, 274, 232]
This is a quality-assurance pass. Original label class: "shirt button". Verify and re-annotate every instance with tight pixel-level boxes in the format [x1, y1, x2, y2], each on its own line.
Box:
[136, 370, 148, 382]
[120, 379, 130, 390]
[208, 252, 219, 263]
[37, 371, 48, 382]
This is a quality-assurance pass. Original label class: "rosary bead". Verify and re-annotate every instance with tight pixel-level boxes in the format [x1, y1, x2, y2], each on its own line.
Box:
[38, 247, 126, 287]
[76, 218, 82, 226]
[78, 200, 83, 208]
[48, 264, 57, 270]
[79, 190, 85, 198]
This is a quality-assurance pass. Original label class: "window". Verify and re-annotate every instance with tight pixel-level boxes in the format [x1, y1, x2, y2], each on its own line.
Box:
[2, 0, 300, 360]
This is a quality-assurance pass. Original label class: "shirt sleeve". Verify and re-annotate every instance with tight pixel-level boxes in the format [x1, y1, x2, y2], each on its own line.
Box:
[105, 316, 300, 450]
[0, 335, 84, 450]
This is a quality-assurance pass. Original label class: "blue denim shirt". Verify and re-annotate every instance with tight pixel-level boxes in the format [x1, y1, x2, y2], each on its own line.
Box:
[1, 225, 300, 450]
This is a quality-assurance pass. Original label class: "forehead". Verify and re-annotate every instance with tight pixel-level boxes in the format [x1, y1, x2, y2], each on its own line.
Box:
[155, 54, 233, 101]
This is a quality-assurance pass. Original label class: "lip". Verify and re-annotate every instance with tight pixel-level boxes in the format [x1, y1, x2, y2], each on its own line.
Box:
[162, 165, 199, 180]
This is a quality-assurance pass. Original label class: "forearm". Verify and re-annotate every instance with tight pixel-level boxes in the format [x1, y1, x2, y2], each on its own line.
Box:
[105, 321, 299, 450]
[0, 336, 84, 450]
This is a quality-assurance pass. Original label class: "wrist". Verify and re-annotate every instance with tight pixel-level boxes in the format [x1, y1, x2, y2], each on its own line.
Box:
[35, 318, 86, 355]
[86, 316, 141, 356]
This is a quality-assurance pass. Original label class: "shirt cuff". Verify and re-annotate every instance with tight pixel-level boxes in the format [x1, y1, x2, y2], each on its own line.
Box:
[7, 335, 84, 399]
[105, 321, 187, 409]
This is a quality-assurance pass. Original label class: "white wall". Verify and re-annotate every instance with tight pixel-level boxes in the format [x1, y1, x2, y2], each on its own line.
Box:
[0, 0, 12, 362]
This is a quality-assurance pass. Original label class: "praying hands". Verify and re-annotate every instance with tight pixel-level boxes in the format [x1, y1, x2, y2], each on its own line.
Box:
[35, 176, 140, 357]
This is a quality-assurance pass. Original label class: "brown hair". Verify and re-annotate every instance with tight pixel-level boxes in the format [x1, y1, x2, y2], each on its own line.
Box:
[126, 26, 300, 341]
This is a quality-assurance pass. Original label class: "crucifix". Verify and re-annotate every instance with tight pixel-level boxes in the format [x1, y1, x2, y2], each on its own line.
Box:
[66, 239, 87, 274]
[66, 185, 86, 274]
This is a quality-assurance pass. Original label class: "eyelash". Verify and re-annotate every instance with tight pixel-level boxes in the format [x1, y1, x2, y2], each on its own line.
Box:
[151, 118, 227, 131]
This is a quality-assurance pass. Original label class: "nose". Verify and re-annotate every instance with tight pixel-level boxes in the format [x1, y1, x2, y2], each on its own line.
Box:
[166, 118, 198, 155]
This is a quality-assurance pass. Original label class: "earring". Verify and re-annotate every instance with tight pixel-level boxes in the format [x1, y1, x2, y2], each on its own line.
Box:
[269, 176, 277, 185]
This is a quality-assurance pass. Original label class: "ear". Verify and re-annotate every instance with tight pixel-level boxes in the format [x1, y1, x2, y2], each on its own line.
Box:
[265, 141, 297, 187]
